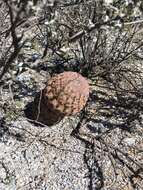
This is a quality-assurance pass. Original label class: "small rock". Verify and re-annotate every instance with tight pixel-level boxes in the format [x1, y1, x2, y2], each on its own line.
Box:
[123, 137, 136, 146]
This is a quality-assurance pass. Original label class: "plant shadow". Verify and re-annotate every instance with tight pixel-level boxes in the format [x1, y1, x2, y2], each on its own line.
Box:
[71, 84, 143, 190]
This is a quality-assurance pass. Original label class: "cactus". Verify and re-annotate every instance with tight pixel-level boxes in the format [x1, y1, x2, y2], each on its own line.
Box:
[33, 71, 89, 125]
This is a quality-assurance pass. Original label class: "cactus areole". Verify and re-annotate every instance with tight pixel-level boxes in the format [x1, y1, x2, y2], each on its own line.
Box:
[43, 71, 89, 115]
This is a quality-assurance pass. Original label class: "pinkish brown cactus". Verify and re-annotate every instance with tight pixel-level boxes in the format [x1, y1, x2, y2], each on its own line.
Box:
[33, 71, 89, 125]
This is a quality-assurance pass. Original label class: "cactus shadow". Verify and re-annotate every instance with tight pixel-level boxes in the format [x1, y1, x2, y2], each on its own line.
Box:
[24, 91, 65, 127]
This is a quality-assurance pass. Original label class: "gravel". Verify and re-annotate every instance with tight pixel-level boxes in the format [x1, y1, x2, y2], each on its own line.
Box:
[0, 117, 89, 190]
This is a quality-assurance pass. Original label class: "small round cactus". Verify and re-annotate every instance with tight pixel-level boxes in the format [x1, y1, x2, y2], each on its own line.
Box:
[33, 71, 89, 125]
[43, 71, 89, 115]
